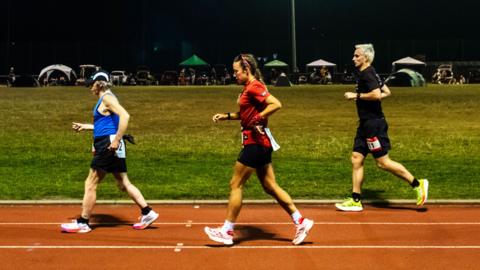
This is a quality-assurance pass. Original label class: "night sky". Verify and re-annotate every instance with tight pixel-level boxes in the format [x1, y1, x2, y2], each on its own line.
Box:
[2, 0, 479, 74]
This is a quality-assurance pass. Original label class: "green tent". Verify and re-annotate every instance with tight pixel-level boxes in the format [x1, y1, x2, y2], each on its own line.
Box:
[179, 54, 209, 66]
[385, 68, 426, 87]
[264, 60, 289, 67]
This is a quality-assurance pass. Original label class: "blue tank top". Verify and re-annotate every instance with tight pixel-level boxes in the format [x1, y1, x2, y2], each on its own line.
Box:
[93, 93, 119, 138]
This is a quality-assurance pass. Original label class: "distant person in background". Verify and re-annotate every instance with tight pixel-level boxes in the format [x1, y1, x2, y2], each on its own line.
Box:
[178, 70, 186, 85]
[337, 44, 429, 212]
[270, 68, 278, 84]
[8, 66, 15, 86]
[204, 53, 314, 246]
[189, 68, 196, 85]
[60, 71, 158, 233]
[210, 67, 217, 85]
[59, 76, 66, 86]
[224, 69, 231, 84]
[319, 66, 328, 84]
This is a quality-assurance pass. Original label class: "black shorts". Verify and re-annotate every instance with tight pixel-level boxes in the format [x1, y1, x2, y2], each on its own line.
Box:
[237, 144, 273, 169]
[90, 136, 127, 173]
[353, 118, 391, 159]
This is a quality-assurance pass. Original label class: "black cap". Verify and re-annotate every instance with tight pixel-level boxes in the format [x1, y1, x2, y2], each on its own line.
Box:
[85, 70, 110, 87]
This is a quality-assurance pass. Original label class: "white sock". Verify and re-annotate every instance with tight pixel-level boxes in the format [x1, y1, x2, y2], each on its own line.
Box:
[221, 220, 234, 232]
[291, 211, 303, 225]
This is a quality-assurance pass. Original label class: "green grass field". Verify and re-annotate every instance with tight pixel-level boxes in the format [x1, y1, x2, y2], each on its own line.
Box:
[1, 84, 479, 200]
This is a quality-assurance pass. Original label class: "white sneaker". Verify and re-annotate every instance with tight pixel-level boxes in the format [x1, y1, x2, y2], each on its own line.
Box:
[292, 218, 314, 245]
[61, 220, 92, 233]
[133, 210, 159, 230]
[204, 226, 234, 245]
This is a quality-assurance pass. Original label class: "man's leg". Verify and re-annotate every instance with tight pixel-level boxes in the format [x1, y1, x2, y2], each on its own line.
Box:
[113, 172, 148, 208]
[375, 154, 429, 206]
[335, 152, 365, 211]
[375, 154, 414, 183]
[81, 169, 106, 219]
[352, 152, 366, 194]
[113, 172, 158, 229]
[61, 169, 105, 233]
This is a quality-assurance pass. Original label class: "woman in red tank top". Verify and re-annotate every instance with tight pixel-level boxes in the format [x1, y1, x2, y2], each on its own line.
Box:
[204, 54, 314, 246]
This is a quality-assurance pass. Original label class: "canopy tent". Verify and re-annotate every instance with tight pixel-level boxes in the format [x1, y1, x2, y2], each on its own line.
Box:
[385, 68, 426, 87]
[38, 64, 77, 84]
[179, 54, 209, 66]
[392, 57, 426, 72]
[264, 60, 288, 67]
[306, 59, 336, 67]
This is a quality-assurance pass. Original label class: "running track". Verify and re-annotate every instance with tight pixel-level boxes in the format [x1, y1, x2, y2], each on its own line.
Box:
[0, 204, 479, 269]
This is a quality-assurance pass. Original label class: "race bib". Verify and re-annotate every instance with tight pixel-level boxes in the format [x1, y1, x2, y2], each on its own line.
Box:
[264, 128, 281, 151]
[367, 136, 382, 152]
[109, 135, 126, 158]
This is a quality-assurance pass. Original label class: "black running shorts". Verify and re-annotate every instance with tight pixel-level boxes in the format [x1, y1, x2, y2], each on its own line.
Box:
[353, 118, 391, 159]
[237, 144, 273, 169]
[90, 136, 127, 173]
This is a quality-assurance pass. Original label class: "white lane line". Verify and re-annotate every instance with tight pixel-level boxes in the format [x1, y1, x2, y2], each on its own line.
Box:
[1, 222, 480, 225]
[0, 245, 479, 249]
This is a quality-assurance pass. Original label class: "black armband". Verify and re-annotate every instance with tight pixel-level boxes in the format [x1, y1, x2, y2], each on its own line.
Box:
[357, 92, 361, 100]
[227, 112, 231, 120]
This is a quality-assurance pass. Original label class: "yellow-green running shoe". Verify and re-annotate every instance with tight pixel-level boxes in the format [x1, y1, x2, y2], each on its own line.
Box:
[335, 197, 363, 212]
[414, 179, 429, 206]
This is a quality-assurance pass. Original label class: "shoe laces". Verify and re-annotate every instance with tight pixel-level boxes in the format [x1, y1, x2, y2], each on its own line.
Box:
[295, 226, 305, 238]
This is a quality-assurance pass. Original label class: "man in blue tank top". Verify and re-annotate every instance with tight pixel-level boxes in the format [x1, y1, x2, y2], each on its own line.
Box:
[61, 71, 158, 233]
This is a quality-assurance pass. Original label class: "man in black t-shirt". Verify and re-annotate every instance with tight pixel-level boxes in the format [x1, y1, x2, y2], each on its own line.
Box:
[336, 44, 429, 212]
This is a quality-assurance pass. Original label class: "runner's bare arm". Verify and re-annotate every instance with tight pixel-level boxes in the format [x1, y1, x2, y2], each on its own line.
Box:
[258, 95, 282, 118]
[72, 122, 94, 132]
[212, 112, 240, 122]
[345, 88, 381, 101]
[380, 84, 391, 99]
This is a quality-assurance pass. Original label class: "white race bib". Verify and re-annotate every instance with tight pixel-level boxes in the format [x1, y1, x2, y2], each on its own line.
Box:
[264, 128, 280, 151]
[109, 135, 126, 158]
[367, 136, 382, 152]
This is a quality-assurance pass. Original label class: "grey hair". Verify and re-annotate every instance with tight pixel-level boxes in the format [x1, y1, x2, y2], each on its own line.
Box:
[355, 43, 375, 63]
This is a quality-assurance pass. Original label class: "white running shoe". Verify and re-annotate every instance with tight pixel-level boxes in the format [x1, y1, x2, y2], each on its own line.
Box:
[204, 226, 234, 245]
[133, 210, 159, 230]
[292, 218, 314, 245]
[61, 220, 92, 233]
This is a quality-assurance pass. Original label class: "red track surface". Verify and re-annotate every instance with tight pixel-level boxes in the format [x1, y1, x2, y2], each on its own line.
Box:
[1, 204, 479, 270]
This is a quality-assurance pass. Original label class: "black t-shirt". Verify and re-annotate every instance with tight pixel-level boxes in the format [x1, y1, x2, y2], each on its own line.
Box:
[355, 66, 384, 120]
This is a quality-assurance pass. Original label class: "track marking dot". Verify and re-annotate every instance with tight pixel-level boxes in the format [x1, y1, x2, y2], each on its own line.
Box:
[174, 243, 183, 252]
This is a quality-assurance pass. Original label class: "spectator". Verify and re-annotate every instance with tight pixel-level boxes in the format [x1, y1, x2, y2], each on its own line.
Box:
[210, 67, 217, 85]
[8, 66, 15, 86]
